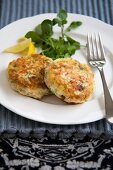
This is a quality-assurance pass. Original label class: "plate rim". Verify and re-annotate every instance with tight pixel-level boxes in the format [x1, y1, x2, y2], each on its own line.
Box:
[0, 13, 113, 124]
[0, 13, 113, 31]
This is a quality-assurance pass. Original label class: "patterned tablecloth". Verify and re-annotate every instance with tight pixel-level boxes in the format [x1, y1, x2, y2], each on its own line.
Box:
[0, 0, 113, 169]
[0, 134, 113, 169]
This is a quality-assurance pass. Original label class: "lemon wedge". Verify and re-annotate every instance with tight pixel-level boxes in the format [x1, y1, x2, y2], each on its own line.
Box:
[28, 41, 35, 55]
[4, 38, 35, 55]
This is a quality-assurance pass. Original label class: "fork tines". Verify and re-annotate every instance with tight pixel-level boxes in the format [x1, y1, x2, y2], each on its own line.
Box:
[87, 33, 106, 62]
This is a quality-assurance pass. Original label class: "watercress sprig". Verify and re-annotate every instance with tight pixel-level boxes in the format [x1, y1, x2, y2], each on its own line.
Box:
[25, 9, 82, 59]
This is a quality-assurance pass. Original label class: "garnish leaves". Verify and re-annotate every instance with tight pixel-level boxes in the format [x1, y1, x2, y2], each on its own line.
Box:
[25, 9, 82, 59]
[41, 19, 53, 38]
[66, 21, 82, 32]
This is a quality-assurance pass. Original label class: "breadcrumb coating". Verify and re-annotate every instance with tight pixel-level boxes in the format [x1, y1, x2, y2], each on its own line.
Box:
[45, 58, 94, 103]
[8, 54, 52, 99]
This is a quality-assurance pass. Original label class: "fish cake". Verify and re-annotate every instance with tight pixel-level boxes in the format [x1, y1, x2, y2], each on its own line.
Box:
[44, 58, 94, 103]
[8, 54, 52, 99]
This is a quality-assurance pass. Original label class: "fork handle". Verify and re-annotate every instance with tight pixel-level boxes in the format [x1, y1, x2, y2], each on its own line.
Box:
[99, 68, 113, 120]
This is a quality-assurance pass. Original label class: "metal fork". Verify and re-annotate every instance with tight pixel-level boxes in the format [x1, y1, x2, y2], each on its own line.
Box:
[87, 34, 113, 123]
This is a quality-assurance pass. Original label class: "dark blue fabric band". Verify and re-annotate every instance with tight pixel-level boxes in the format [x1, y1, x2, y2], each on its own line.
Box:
[0, 0, 113, 136]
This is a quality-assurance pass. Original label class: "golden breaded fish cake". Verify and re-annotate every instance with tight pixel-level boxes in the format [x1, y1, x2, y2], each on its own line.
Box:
[45, 58, 94, 103]
[8, 54, 52, 99]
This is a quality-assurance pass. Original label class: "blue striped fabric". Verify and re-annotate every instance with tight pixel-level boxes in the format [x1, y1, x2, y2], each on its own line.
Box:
[0, 0, 113, 136]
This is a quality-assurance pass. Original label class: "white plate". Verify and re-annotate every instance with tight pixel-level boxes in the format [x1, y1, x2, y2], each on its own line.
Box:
[0, 13, 113, 124]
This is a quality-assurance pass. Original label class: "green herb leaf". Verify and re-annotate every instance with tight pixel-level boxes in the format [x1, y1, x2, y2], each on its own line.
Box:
[57, 9, 67, 21]
[41, 19, 53, 37]
[25, 31, 41, 43]
[56, 9, 67, 26]
[53, 18, 67, 27]
[66, 21, 82, 32]
[35, 24, 42, 35]
[52, 18, 60, 26]
[66, 35, 80, 47]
